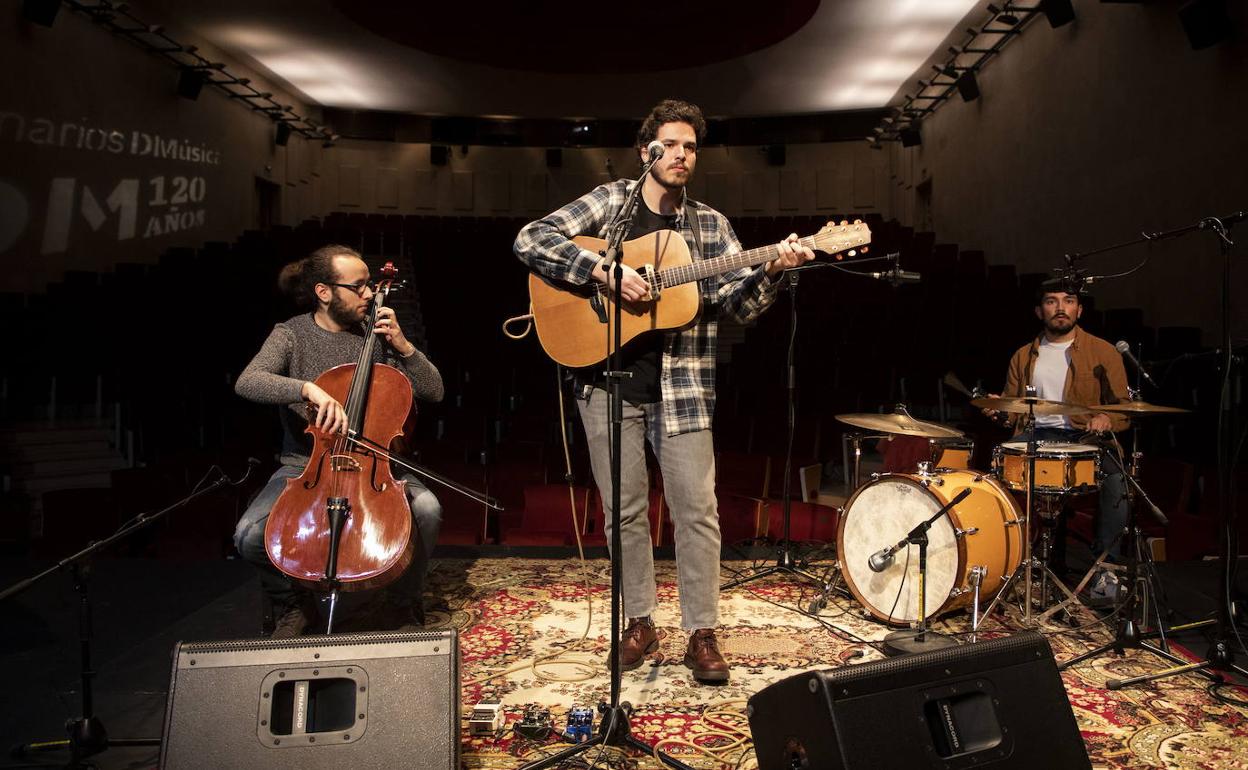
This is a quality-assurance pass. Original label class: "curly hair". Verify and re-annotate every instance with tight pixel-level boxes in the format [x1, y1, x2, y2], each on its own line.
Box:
[636, 99, 707, 147]
[278, 244, 361, 308]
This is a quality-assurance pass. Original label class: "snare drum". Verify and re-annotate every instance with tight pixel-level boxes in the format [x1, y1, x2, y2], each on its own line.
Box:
[993, 441, 1100, 495]
[837, 469, 1022, 626]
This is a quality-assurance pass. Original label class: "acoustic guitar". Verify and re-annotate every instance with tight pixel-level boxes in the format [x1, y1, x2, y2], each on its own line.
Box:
[527, 220, 871, 367]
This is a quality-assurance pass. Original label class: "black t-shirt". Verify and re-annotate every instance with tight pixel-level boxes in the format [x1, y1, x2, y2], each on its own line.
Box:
[579, 200, 679, 406]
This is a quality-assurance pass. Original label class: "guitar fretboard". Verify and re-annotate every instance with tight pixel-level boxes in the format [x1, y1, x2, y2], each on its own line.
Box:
[654, 236, 818, 289]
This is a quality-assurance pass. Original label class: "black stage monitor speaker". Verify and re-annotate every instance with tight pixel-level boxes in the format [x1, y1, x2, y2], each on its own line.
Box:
[747, 631, 1090, 770]
[160, 630, 459, 770]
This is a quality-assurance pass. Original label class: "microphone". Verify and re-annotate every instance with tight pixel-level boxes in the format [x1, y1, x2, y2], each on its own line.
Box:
[868, 546, 897, 573]
[868, 266, 921, 285]
[645, 140, 665, 163]
[1115, 340, 1158, 388]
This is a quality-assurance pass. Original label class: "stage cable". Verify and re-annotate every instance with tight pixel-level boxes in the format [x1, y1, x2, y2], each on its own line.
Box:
[462, 363, 605, 689]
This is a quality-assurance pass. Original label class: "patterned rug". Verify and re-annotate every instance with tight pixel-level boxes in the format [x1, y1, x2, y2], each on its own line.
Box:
[421, 558, 1248, 769]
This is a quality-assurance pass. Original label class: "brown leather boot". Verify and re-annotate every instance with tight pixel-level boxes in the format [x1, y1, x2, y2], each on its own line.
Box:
[619, 617, 658, 671]
[684, 628, 729, 683]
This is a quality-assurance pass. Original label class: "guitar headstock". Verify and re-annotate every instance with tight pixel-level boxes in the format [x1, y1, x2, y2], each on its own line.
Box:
[811, 220, 872, 260]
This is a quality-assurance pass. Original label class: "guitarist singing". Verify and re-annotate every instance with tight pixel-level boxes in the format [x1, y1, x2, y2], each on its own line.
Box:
[513, 98, 814, 683]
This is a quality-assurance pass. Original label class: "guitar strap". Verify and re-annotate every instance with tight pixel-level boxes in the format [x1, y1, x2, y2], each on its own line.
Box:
[683, 197, 704, 261]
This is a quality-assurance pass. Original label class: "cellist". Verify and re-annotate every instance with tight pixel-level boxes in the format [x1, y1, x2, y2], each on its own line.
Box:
[233, 244, 445, 638]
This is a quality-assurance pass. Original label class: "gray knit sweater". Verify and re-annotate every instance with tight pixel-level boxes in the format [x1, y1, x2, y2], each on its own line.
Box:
[236, 312, 444, 465]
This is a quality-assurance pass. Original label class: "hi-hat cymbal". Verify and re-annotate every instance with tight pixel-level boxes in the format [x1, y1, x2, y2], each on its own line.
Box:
[836, 411, 965, 439]
[970, 395, 1093, 417]
[1091, 401, 1192, 415]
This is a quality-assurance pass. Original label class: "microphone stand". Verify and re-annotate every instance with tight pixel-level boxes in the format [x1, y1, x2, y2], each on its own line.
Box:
[736, 255, 909, 608]
[3, 464, 252, 767]
[1075, 213, 1248, 689]
[520, 154, 693, 770]
[720, 263, 831, 593]
[879, 488, 970, 656]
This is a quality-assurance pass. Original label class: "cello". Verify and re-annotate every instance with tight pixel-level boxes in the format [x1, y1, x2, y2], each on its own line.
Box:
[264, 262, 414, 628]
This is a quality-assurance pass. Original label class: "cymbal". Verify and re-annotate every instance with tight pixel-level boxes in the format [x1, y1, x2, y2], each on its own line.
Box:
[1091, 401, 1192, 415]
[836, 411, 965, 439]
[970, 396, 1093, 417]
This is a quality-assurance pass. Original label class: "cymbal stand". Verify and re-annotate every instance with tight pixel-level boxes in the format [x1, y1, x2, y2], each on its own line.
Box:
[978, 391, 1076, 630]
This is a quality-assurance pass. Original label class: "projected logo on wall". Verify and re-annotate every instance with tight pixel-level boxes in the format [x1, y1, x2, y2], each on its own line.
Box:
[0, 111, 224, 257]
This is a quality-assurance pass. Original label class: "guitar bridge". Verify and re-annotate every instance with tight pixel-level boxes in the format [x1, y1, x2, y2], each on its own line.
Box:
[639, 264, 659, 300]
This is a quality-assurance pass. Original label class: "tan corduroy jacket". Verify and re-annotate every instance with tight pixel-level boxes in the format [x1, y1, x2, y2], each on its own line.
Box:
[1003, 326, 1131, 433]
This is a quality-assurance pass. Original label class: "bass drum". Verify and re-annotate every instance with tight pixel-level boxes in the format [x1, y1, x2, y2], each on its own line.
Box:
[837, 470, 1022, 626]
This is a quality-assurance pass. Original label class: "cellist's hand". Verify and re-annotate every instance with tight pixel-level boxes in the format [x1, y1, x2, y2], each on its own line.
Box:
[302, 382, 347, 435]
[373, 307, 415, 356]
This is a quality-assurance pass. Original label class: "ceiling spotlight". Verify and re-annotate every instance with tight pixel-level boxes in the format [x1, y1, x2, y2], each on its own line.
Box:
[987, 3, 1021, 25]
[932, 63, 960, 78]
[21, 0, 61, 26]
[956, 71, 981, 102]
[899, 125, 922, 148]
[1038, 0, 1075, 27]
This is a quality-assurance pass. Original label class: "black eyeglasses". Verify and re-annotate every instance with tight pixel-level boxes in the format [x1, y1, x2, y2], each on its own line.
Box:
[326, 281, 372, 296]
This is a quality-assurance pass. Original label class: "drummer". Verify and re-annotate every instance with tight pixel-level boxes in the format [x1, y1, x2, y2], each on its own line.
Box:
[982, 286, 1131, 603]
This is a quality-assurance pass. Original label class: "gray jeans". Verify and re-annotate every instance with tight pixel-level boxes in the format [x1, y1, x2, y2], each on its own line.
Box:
[577, 387, 721, 631]
[234, 464, 442, 613]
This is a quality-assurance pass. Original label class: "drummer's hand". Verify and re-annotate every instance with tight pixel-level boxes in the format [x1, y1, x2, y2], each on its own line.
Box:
[302, 382, 348, 435]
[980, 392, 1002, 419]
[1088, 413, 1113, 433]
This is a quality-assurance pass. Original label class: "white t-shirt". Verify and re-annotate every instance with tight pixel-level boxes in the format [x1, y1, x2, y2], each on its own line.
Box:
[1032, 337, 1073, 429]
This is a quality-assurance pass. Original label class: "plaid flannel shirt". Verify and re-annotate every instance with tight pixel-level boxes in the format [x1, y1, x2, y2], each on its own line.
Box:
[514, 178, 781, 437]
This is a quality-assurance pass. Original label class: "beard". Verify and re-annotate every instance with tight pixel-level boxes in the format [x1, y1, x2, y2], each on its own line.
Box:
[328, 292, 365, 329]
[1044, 314, 1075, 334]
[651, 164, 689, 190]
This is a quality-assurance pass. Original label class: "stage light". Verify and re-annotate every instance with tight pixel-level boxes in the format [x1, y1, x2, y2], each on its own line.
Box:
[22, 0, 60, 26]
[1039, 0, 1076, 27]
[275, 121, 291, 147]
[176, 68, 204, 100]
[956, 70, 981, 101]
[1179, 0, 1232, 49]
[900, 125, 922, 147]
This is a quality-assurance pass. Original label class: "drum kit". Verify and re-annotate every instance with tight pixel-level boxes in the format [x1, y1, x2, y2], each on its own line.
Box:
[830, 395, 1190, 649]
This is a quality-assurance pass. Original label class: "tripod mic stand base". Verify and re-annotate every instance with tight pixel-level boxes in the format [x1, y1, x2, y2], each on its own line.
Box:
[882, 629, 958, 657]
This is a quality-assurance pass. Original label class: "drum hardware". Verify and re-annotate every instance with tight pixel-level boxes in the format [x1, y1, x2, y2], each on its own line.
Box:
[877, 488, 970, 657]
[977, 387, 1064, 628]
[842, 431, 889, 492]
[955, 527, 979, 538]
[968, 566, 987, 642]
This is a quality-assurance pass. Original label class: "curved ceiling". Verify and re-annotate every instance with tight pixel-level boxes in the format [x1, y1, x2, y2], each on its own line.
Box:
[141, 0, 982, 119]
[332, 0, 821, 75]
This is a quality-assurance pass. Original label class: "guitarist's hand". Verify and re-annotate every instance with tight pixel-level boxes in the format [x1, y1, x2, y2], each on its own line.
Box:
[765, 233, 816, 277]
[593, 260, 651, 303]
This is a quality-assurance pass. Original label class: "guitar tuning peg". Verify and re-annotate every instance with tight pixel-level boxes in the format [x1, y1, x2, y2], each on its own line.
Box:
[835, 254, 844, 261]
[847, 250, 857, 257]
[839, 219, 847, 226]
[853, 219, 862, 225]
[861, 246, 869, 253]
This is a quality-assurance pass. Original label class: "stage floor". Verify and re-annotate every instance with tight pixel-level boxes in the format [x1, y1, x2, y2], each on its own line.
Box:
[1, 554, 1246, 769]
